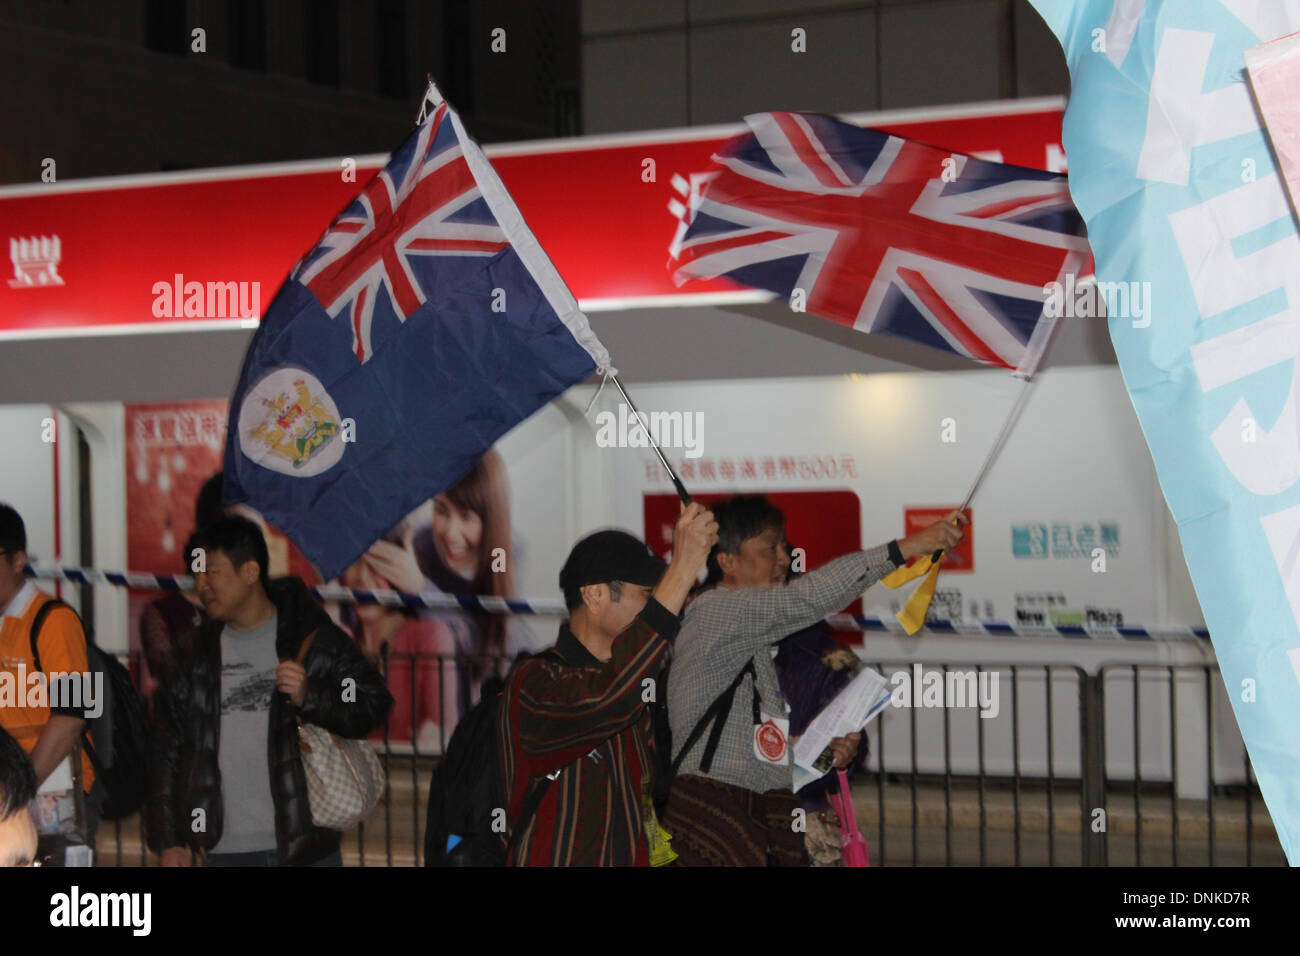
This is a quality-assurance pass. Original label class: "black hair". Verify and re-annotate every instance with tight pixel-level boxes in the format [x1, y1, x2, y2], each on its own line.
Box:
[562, 585, 581, 611]
[0, 727, 36, 821]
[704, 495, 786, 585]
[195, 473, 226, 532]
[0, 503, 26, 555]
[193, 514, 269, 588]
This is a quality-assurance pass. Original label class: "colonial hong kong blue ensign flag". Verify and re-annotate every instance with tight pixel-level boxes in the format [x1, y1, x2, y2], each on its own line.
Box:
[224, 90, 610, 581]
[670, 111, 1090, 375]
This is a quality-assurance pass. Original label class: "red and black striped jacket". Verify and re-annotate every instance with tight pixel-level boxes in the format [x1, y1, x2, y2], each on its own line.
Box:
[496, 598, 678, 866]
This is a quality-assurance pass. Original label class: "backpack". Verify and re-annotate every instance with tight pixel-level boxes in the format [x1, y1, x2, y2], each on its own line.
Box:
[423, 675, 508, 866]
[30, 598, 150, 821]
[423, 662, 563, 867]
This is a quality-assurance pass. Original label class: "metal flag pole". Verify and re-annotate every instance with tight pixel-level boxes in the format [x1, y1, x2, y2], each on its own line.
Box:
[610, 373, 692, 504]
[919, 373, 1035, 564]
[958, 373, 1035, 513]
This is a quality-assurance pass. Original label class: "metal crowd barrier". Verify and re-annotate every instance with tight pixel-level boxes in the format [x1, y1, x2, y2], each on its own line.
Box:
[35, 564, 1272, 866]
[855, 659, 1283, 866]
[93, 651, 1284, 867]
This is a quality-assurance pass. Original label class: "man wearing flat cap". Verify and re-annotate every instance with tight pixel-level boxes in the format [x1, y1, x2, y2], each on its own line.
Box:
[496, 503, 717, 866]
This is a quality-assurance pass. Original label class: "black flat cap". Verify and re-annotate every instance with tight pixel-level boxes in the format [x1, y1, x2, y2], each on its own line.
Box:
[559, 529, 666, 595]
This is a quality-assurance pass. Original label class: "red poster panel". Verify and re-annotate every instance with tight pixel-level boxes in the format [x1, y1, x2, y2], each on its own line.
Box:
[644, 490, 863, 634]
[125, 401, 229, 575]
[903, 506, 974, 572]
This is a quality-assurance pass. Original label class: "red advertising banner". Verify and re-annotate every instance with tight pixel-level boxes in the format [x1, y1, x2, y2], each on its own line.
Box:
[2, 98, 1065, 339]
[903, 506, 974, 572]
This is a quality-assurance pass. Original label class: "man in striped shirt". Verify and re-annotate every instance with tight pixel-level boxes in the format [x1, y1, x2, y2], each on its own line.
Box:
[497, 502, 717, 866]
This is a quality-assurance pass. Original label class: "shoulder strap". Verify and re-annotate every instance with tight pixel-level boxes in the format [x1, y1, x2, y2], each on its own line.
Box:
[295, 629, 318, 665]
[671, 659, 758, 777]
[29, 597, 70, 673]
[28, 597, 100, 769]
[505, 773, 554, 856]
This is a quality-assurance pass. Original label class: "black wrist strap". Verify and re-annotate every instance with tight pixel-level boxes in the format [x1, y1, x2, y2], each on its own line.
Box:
[888, 539, 904, 566]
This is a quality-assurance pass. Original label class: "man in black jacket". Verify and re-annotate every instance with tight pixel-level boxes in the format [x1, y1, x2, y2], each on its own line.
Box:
[145, 515, 393, 866]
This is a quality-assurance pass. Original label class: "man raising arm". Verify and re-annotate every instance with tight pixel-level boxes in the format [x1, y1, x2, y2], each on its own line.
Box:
[664, 495, 966, 866]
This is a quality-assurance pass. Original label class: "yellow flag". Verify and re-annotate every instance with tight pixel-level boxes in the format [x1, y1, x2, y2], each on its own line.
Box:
[881, 551, 945, 636]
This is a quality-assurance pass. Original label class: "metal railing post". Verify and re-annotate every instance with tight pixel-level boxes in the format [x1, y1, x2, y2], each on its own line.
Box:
[1080, 670, 1106, 866]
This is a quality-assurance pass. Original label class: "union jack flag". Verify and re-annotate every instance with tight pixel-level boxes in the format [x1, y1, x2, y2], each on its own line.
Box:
[670, 112, 1091, 374]
[293, 101, 509, 364]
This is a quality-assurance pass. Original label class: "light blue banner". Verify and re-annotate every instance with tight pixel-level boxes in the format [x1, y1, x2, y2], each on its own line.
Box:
[1029, 0, 1300, 864]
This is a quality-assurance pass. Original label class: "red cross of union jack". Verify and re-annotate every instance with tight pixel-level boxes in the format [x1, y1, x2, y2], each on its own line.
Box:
[294, 102, 509, 363]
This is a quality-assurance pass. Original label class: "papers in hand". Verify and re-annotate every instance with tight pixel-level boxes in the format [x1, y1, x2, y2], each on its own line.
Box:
[792, 665, 892, 792]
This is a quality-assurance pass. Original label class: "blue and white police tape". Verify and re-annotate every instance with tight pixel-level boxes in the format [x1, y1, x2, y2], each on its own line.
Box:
[25, 562, 567, 615]
[26, 563, 1209, 640]
[823, 613, 1209, 641]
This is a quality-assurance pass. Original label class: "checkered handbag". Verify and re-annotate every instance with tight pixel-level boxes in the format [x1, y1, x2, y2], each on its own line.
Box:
[297, 721, 386, 829]
[293, 631, 386, 830]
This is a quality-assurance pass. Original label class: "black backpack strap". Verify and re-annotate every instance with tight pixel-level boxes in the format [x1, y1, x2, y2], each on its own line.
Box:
[28, 597, 70, 673]
[505, 771, 557, 855]
[28, 598, 101, 767]
[671, 658, 757, 777]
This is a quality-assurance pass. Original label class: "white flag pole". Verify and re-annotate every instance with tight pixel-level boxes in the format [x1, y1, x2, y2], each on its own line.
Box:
[958, 373, 1034, 513]
[955, 289, 1066, 514]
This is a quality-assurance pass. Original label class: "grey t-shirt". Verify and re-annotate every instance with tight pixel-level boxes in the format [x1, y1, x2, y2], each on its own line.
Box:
[212, 613, 279, 854]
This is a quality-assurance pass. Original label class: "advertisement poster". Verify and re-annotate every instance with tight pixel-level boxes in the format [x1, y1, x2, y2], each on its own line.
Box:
[123, 400, 561, 753]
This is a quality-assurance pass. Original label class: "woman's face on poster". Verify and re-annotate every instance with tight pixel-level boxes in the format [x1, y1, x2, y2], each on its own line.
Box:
[432, 494, 483, 580]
